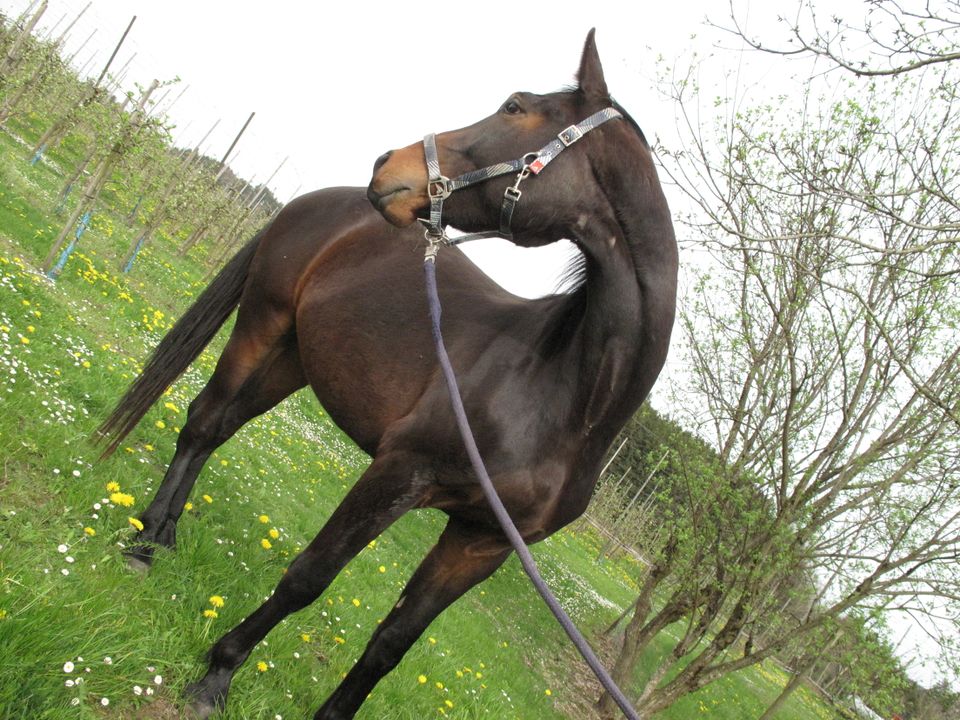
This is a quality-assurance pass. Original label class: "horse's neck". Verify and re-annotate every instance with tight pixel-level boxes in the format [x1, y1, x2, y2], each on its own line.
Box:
[571, 146, 678, 439]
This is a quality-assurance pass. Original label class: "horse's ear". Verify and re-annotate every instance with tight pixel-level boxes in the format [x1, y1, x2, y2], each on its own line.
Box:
[577, 28, 609, 100]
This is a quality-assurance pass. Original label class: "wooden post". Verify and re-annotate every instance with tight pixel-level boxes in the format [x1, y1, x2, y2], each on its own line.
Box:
[215, 111, 254, 179]
[42, 79, 159, 274]
[54, 2, 90, 47]
[1, 0, 46, 79]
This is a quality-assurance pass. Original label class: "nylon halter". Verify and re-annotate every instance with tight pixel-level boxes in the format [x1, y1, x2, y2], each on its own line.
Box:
[419, 107, 622, 259]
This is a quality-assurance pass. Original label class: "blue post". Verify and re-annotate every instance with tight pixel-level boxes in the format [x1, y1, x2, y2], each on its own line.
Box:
[46, 210, 91, 280]
[122, 232, 146, 274]
[29, 144, 47, 165]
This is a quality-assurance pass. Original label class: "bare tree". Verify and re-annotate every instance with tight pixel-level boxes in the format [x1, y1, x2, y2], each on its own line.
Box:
[597, 27, 960, 718]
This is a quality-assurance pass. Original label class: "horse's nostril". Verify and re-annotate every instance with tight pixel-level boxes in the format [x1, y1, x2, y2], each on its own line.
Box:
[373, 151, 393, 174]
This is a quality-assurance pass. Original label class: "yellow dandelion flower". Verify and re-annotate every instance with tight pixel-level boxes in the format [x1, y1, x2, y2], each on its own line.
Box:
[106, 481, 120, 492]
[261, 538, 272, 550]
[269, 528, 279, 540]
[545, 688, 552, 696]
[163, 402, 180, 413]
[155, 420, 166, 429]
[258, 514, 270, 524]
[435, 682, 444, 690]
[301, 633, 311, 643]
[257, 661, 268, 672]
[209, 595, 224, 608]
[110, 492, 135, 507]
[19, 336, 29, 345]
[184, 501, 193, 511]
[128, 517, 144, 531]
[203, 609, 218, 619]
[83, 527, 96, 537]
[202, 494, 213, 504]
[26, 325, 34, 333]
[352, 598, 361, 607]
[378, 565, 386, 573]
[219, 459, 228, 467]
[81, 360, 91, 368]
[428, 637, 436, 644]
[418, 675, 427, 684]
[444, 700, 454, 708]
[334, 636, 345, 644]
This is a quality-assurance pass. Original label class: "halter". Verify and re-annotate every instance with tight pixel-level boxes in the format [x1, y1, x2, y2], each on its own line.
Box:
[419, 107, 622, 260]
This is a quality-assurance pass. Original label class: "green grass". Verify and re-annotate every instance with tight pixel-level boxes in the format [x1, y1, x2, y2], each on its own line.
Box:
[0, 120, 840, 720]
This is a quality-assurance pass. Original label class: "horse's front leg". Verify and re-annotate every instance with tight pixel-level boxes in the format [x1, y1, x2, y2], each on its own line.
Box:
[314, 521, 510, 720]
[183, 451, 426, 719]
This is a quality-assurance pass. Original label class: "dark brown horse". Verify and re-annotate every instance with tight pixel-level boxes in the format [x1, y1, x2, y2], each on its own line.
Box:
[99, 30, 677, 719]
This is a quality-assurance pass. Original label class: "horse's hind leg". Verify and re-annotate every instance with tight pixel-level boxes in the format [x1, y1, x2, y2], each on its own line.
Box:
[183, 451, 427, 719]
[314, 521, 510, 719]
[126, 329, 305, 570]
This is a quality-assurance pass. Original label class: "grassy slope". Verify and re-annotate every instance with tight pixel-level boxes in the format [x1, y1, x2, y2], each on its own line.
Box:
[0, 120, 838, 720]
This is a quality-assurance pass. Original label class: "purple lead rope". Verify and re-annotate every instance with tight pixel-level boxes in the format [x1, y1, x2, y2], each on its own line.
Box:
[424, 257, 641, 720]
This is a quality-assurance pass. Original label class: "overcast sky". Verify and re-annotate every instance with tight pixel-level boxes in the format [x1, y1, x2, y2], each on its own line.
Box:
[3, 0, 951, 692]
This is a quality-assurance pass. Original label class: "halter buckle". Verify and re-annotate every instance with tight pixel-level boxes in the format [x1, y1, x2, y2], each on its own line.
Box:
[558, 124, 584, 147]
[427, 176, 453, 200]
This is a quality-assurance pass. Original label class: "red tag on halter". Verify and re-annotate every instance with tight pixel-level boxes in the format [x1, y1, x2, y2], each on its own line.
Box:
[528, 159, 545, 175]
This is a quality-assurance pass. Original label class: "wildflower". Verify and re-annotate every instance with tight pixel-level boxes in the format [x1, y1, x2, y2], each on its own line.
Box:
[428, 637, 436, 644]
[57, 544, 68, 553]
[418, 675, 427, 684]
[334, 636, 345, 644]
[378, 565, 386, 573]
[203, 609, 218, 619]
[545, 689, 552, 696]
[202, 494, 213, 504]
[106, 481, 120, 492]
[261, 539, 272, 550]
[184, 501, 193, 511]
[63, 661, 74, 673]
[164, 402, 179, 413]
[128, 517, 144, 531]
[258, 514, 270, 524]
[301, 633, 311, 643]
[269, 528, 280, 540]
[351, 598, 360, 607]
[110, 492, 135, 507]
[444, 700, 454, 708]
[155, 420, 166, 429]
[209, 595, 224, 608]
[257, 661, 268, 672]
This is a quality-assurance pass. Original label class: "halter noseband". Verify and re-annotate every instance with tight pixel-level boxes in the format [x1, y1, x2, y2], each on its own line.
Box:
[420, 107, 622, 258]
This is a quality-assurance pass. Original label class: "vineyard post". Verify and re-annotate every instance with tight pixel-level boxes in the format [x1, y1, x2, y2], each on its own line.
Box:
[30, 15, 135, 160]
[0, 0, 46, 81]
[42, 79, 159, 277]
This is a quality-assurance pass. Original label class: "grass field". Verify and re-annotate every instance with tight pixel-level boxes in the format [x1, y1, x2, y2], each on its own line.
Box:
[0, 119, 842, 719]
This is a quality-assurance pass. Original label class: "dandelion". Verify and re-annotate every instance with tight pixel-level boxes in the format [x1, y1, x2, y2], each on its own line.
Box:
[83, 526, 96, 536]
[202, 494, 213, 504]
[203, 609, 218, 619]
[257, 661, 268, 672]
[110, 492, 135, 507]
[155, 420, 166, 429]
[259, 514, 270, 524]
[261, 539, 272, 550]
[184, 501, 193, 511]
[351, 598, 360, 608]
[164, 401, 179, 413]
[106, 481, 121, 492]
[418, 675, 427, 684]
[444, 700, 454, 708]
[545, 688, 552, 696]
[128, 517, 144, 531]
[209, 595, 224, 608]
[334, 636, 345, 644]
[378, 565, 386, 573]
[269, 527, 280, 540]
[301, 633, 311, 643]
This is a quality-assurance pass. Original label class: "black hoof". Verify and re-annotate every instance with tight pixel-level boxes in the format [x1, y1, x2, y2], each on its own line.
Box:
[123, 545, 155, 572]
[183, 672, 230, 719]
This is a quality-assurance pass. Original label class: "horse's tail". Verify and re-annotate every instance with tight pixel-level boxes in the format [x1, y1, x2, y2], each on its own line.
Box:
[96, 231, 264, 457]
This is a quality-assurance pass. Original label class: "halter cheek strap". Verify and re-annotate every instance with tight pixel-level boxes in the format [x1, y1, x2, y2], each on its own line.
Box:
[420, 107, 622, 256]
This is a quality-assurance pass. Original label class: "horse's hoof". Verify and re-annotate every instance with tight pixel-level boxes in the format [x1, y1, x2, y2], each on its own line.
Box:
[123, 549, 153, 574]
[183, 678, 227, 719]
[183, 698, 218, 720]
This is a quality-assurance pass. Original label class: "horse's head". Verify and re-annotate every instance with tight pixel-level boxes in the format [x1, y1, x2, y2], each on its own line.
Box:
[367, 30, 623, 246]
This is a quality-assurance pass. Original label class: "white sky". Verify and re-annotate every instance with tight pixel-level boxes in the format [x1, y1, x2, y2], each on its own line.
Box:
[3, 0, 953, 695]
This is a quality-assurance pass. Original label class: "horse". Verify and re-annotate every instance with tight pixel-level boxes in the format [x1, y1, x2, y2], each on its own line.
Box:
[98, 30, 677, 719]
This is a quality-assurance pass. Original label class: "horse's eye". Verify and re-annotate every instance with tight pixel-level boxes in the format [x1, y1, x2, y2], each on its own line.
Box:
[503, 99, 522, 115]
